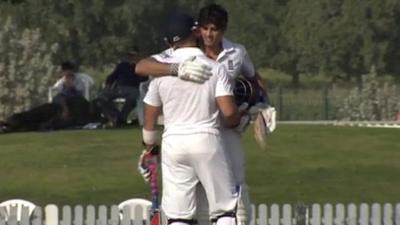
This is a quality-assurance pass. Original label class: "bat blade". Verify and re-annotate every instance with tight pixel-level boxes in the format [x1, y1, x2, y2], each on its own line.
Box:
[150, 210, 160, 225]
[254, 111, 268, 148]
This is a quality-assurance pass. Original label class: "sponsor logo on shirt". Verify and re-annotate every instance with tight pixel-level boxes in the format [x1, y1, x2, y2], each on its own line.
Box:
[228, 60, 234, 70]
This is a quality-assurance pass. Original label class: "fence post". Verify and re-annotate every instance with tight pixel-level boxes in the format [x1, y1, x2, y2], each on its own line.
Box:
[323, 87, 329, 120]
[278, 86, 283, 120]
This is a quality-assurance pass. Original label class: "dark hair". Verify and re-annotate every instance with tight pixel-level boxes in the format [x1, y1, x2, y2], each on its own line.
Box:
[61, 61, 76, 71]
[198, 3, 228, 31]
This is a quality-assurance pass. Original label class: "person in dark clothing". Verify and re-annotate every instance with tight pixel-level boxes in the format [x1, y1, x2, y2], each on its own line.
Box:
[0, 62, 105, 134]
[0, 96, 103, 133]
[94, 49, 148, 127]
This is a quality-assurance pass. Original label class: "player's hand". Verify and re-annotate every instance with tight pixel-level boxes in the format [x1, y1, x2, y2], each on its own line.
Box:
[235, 103, 251, 133]
[138, 150, 152, 182]
[178, 56, 212, 83]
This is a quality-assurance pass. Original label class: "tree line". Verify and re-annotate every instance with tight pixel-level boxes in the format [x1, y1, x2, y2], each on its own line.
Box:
[1, 0, 400, 86]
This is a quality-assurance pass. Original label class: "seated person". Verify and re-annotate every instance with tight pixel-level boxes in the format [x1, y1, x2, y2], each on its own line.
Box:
[94, 48, 148, 127]
[50, 61, 94, 102]
[0, 64, 101, 133]
[52, 69, 85, 104]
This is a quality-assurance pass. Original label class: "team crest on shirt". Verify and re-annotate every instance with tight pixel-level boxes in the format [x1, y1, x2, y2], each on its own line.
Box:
[228, 60, 234, 70]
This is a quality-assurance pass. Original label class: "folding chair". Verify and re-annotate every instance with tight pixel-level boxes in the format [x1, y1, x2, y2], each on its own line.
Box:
[0, 199, 36, 221]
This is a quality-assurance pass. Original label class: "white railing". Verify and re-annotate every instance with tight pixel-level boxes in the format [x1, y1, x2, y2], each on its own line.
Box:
[1, 203, 399, 225]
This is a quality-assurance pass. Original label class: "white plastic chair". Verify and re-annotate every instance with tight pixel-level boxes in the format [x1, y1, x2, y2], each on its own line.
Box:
[118, 198, 152, 221]
[0, 199, 36, 221]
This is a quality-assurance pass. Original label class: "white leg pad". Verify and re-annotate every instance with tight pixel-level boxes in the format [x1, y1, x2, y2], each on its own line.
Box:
[236, 185, 252, 225]
[170, 222, 190, 225]
[216, 217, 236, 225]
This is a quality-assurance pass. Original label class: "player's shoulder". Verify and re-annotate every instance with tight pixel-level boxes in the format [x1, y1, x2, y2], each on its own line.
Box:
[223, 38, 247, 54]
[151, 48, 174, 61]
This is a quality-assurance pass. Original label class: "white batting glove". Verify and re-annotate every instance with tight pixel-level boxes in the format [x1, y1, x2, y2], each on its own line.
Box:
[176, 56, 212, 83]
[261, 106, 277, 133]
[138, 150, 151, 182]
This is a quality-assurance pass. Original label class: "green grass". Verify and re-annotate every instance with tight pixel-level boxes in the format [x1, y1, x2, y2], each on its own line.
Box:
[0, 125, 399, 206]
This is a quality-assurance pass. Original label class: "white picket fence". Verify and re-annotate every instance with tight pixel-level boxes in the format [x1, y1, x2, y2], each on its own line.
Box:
[1, 203, 400, 225]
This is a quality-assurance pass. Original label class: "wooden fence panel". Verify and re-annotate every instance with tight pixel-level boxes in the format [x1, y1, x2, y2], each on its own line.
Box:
[45, 204, 58, 225]
[257, 204, 268, 225]
[249, 204, 256, 225]
[310, 204, 321, 225]
[2, 202, 400, 225]
[109, 205, 119, 225]
[395, 204, 400, 225]
[86, 205, 96, 225]
[359, 204, 369, 225]
[270, 204, 280, 225]
[323, 204, 333, 225]
[282, 204, 292, 225]
[383, 204, 393, 225]
[372, 203, 382, 225]
[347, 203, 357, 225]
[97, 205, 107, 225]
[60, 206, 71, 225]
[334, 204, 345, 225]
[74, 205, 83, 225]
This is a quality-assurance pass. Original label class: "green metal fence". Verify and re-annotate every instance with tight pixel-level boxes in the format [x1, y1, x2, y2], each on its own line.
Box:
[268, 87, 350, 121]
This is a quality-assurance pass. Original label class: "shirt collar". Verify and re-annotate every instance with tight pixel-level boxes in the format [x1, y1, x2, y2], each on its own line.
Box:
[172, 47, 204, 57]
[217, 38, 236, 61]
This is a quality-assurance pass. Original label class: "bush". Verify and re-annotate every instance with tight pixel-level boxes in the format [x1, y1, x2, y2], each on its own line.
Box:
[0, 17, 58, 119]
[338, 67, 400, 121]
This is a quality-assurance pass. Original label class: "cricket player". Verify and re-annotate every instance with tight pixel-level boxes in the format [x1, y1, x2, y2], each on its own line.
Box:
[136, 4, 266, 225]
[142, 12, 244, 225]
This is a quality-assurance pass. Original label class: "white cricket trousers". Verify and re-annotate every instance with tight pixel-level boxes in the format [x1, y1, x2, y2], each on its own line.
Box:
[161, 133, 238, 220]
[196, 129, 252, 225]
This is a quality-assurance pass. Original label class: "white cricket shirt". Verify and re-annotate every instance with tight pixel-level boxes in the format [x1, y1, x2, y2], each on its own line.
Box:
[152, 38, 255, 80]
[217, 38, 255, 79]
[144, 47, 233, 137]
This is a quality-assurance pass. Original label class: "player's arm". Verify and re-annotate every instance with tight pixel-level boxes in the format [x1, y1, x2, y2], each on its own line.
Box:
[217, 96, 240, 128]
[136, 56, 212, 83]
[142, 80, 162, 148]
[215, 65, 244, 128]
[135, 57, 172, 77]
[143, 103, 161, 148]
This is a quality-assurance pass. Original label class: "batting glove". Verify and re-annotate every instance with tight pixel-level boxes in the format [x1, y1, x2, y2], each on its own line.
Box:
[176, 56, 212, 83]
[137, 144, 160, 182]
[138, 150, 152, 182]
[260, 106, 277, 133]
